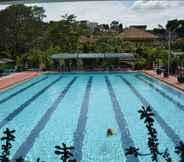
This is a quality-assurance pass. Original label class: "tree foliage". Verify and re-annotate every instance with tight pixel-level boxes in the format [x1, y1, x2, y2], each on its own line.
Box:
[0, 5, 184, 71]
[0, 128, 15, 162]
[125, 106, 184, 162]
[55, 143, 75, 162]
[0, 5, 46, 59]
[47, 14, 89, 52]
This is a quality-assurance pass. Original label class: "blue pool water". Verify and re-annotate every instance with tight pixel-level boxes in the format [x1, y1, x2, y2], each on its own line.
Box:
[0, 72, 183, 162]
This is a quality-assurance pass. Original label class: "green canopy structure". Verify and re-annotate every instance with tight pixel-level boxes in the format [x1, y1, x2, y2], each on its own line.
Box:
[52, 53, 135, 60]
[51, 53, 135, 71]
[0, 58, 14, 64]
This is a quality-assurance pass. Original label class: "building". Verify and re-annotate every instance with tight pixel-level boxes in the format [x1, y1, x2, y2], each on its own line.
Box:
[130, 25, 147, 30]
[118, 26, 158, 46]
[79, 20, 88, 25]
[110, 21, 123, 33]
[96, 24, 110, 32]
[87, 22, 98, 32]
[79, 20, 98, 33]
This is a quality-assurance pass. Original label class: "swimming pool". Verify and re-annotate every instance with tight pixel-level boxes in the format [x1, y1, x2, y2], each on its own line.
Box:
[0, 72, 183, 162]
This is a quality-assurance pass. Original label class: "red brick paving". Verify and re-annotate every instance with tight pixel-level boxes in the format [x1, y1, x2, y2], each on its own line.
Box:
[144, 70, 184, 92]
[0, 72, 40, 91]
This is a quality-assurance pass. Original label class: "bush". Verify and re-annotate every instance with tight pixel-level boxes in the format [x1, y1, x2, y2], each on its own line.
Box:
[134, 58, 146, 70]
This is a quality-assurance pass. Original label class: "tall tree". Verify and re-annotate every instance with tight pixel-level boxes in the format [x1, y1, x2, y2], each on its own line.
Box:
[0, 5, 46, 59]
[47, 14, 89, 52]
[166, 19, 184, 37]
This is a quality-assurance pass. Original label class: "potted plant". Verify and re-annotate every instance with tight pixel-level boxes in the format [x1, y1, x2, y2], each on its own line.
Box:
[163, 70, 168, 77]
[177, 73, 184, 83]
[0, 69, 3, 76]
[156, 68, 162, 75]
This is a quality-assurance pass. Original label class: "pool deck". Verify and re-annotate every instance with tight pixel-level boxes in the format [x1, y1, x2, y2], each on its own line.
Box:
[144, 70, 184, 92]
[0, 72, 40, 91]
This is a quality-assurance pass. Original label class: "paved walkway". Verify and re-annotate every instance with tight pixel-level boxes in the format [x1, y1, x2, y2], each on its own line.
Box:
[0, 72, 40, 91]
[144, 70, 184, 92]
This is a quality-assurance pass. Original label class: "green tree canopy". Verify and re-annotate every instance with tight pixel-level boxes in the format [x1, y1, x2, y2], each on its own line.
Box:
[0, 5, 46, 58]
[47, 14, 89, 52]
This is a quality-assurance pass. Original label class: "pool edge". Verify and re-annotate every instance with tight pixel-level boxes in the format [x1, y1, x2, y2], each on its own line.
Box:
[0, 72, 42, 93]
[144, 71, 184, 95]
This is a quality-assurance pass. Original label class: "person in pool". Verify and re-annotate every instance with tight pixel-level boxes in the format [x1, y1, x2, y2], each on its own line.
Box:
[106, 128, 114, 137]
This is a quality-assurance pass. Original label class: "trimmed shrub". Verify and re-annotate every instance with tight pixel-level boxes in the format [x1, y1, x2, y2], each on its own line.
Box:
[134, 58, 146, 70]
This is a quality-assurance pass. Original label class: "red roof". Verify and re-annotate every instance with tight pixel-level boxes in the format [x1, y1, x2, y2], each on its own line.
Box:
[119, 27, 157, 41]
[79, 35, 97, 44]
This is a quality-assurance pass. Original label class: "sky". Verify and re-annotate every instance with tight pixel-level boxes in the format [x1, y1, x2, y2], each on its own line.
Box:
[0, 0, 184, 29]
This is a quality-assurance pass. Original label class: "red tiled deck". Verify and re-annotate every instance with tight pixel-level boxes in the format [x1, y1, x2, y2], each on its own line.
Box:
[0, 72, 40, 91]
[144, 70, 184, 92]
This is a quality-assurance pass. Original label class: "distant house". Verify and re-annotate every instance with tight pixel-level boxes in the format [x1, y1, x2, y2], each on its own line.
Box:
[118, 26, 158, 46]
[87, 22, 98, 32]
[130, 25, 147, 30]
[79, 20, 98, 33]
[110, 21, 119, 32]
[96, 24, 110, 32]
[79, 20, 88, 25]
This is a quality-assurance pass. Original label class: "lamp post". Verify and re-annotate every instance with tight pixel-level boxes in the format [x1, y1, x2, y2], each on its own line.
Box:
[158, 24, 182, 75]
[168, 30, 171, 75]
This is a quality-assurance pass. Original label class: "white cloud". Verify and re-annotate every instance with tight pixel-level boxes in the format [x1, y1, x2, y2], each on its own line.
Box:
[36, 1, 130, 23]
[130, 0, 184, 28]
[0, 1, 184, 29]
[38, 1, 184, 29]
[132, 0, 183, 10]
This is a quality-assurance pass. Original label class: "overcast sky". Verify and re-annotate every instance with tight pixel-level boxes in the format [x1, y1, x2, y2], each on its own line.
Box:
[0, 0, 184, 29]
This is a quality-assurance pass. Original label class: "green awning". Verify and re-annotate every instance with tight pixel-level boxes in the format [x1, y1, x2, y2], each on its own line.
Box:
[52, 53, 135, 61]
[0, 58, 14, 64]
[52, 53, 78, 59]
[78, 53, 105, 58]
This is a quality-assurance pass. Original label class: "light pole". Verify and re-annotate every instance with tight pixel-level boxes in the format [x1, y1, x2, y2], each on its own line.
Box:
[168, 30, 171, 75]
[158, 24, 182, 75]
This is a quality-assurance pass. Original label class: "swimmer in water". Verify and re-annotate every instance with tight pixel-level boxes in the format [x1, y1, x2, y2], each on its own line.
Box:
[106, 128, 114, 137]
